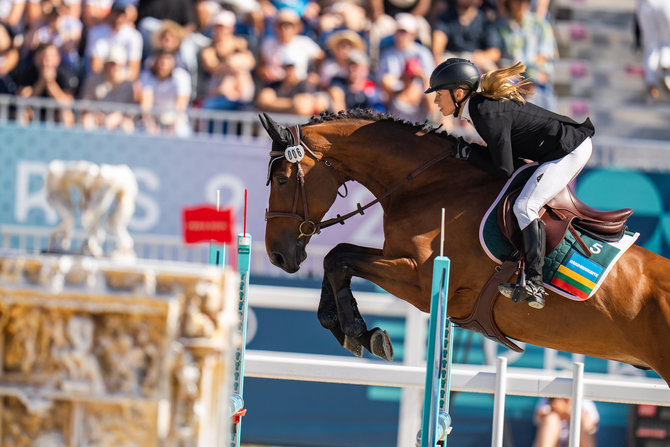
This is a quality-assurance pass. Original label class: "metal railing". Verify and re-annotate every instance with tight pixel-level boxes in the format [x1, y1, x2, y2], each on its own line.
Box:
[0, 94, 305, 140]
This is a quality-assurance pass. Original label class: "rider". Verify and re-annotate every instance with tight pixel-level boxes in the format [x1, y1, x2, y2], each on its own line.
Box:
[425, 58, 594, 309]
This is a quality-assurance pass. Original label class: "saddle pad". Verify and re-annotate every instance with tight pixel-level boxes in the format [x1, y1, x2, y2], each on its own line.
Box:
[479, 164, 639, 301]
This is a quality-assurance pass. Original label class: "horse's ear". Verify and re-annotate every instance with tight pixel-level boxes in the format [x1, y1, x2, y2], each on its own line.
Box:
[259, 112, 291, 146]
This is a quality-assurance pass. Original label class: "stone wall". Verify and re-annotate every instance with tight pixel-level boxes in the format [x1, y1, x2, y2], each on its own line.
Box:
[0, 252, 238, 447]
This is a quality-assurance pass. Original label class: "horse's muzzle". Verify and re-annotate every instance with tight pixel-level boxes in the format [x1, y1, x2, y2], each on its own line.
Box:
[269, 240, 306, 273]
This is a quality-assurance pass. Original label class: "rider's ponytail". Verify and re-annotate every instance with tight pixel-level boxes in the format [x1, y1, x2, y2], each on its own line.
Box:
[478, 62, 534, 103]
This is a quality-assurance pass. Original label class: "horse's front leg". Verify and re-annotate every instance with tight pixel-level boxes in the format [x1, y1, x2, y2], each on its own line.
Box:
[321, 243, 423, 361]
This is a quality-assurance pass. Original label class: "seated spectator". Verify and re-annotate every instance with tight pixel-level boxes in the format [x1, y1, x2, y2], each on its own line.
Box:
[533, 397, 599, 447]
[370, 0, 432, 47]
[387, 57, 434, 121]
[0, 22, 18, 94]
[0, 0, 26, 31]
[259, 0, 321, 30]
[24, 0, 83, 72]
[82, 0, 113, 28]
[86, 0, 143, 80]
[79, 45, 136, 132]
[17, 42, 78, 126]
[138, 49, 192, 136]
[257, 7, 324, 85]
[328, 49, 384, 112]
[320, 28, 366, 88]
[376, 13, 434, 96]
[199, 9, 255, 110]
[256, 50, 328, 115]
[432, 0, 502, 73]
[497, 0, 557, 110]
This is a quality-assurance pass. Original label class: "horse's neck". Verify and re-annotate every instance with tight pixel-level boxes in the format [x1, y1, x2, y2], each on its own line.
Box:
[309, 121, 487, 200]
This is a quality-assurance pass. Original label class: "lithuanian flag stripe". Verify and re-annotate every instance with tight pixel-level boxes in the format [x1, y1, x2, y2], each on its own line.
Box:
[553, 269, 592, 295]
[551, 277, 590, 299]
[556, 264, 596, 289]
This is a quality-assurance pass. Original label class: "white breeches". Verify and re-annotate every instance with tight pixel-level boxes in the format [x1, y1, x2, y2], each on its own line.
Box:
[513, 138, 593, 230]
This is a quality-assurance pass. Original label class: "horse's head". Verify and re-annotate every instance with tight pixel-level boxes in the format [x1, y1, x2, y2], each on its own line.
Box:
[260, 113, 341, 273]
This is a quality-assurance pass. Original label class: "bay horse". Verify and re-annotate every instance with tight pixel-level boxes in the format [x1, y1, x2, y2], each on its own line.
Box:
[260, 110, 670, 386]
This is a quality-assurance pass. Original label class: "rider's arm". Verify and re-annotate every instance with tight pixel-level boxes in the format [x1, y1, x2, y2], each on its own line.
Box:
[467, 115, 515, 178]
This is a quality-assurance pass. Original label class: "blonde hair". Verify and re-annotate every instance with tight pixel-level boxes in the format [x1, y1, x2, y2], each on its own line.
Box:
[479, 62, 533, 103]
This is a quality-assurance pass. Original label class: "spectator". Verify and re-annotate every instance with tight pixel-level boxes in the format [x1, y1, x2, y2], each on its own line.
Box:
[370, 0, 432, 47]
[497, 0, 557, 110]
[199, 9, 255, 110]
[387, 56, 435, 121]
[79, 45, 136, 132]
[0, 22, 18, 94]
[82, 0, 113, 28]
[17, 42, 78, 126]
[256, 49, 328, 115]
[320, 28, 366, 87]
[637, 0, 670, 101]
[328, 49, 384, 112]
[138, 48, 191, 135]
[432, 0, 502, 73]
[86, 0, 143, 80]
[257, 7, 324, 85]
[136, 0, 197, 29]
[376, 13, 434, 97]
[533, 397, 599, 447]
[24, 0, 83, 72]
[0, 0, 27, 31]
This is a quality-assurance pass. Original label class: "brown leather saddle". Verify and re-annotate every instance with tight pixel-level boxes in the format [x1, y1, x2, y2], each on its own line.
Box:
[451, 182, 634, 352]
[498, 185, 634, 257]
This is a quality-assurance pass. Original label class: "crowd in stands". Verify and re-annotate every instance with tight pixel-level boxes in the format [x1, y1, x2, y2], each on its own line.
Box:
[0, 0, 561, 135]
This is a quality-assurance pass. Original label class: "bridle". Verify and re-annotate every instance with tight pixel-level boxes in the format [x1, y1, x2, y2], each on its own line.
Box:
[265, 124, 452, 240]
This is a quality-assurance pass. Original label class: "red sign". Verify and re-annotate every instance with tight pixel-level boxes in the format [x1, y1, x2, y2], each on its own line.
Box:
[182, 205, 234, 244]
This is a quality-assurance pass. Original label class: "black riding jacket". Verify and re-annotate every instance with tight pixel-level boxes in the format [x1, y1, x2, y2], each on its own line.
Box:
[465, 94, 595, 178]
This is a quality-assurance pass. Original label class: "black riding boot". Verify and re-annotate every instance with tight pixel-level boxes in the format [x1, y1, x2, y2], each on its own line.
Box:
[498, 219, 547, 309]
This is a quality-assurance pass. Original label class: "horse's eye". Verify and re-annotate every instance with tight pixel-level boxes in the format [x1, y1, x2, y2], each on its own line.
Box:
[276, 175, 288, 186]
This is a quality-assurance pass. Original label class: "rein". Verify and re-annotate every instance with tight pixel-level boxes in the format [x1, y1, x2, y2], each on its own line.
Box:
[265, 124, 451, 239]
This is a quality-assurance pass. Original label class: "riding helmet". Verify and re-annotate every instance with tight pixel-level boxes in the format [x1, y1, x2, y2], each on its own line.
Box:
[424, 58, 481, 93]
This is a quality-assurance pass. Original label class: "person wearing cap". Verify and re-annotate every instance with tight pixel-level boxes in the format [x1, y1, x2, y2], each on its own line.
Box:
[86, 0, 143, 80]
[329, 49, 384, 112]
[199, 9, 255, 110]
[425, 58, 594, 309]
[138, 48, 192, 135]
[256, 47, 328, 115]
[257, 7, 324, 84]
[376, 12, 434, 97]
[319, 28, 366, 88]
[80, 45, 136, 132]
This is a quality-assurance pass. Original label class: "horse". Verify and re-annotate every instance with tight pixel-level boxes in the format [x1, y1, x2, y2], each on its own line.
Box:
[260, 110, 670, 386]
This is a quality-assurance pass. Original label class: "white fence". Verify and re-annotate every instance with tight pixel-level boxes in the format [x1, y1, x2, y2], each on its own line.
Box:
[247, 284, 670, 447]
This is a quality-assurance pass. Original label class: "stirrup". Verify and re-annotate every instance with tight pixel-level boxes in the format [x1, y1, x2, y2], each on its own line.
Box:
[498, 282, 546, 309]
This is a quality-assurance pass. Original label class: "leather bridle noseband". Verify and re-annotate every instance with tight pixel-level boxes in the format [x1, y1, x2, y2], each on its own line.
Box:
[265, 124, 452, 240]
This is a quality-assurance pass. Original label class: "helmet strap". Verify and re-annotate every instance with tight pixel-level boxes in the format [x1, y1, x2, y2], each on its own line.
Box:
[450, 89, 473, 118]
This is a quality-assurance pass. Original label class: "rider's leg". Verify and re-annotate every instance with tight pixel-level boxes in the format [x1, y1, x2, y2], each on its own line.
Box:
[500, 138, 593, 307]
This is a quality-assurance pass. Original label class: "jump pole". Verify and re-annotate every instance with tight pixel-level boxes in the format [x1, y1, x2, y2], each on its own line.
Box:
[231, 189, 251, 447]
[207, 189, 251, 447]
[418, 208, 453, 447]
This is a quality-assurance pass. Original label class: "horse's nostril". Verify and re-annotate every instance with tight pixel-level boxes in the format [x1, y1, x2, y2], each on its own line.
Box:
[270, 251, 285, 268]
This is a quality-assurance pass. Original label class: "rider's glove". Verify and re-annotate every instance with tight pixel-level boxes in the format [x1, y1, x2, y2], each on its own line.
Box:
[451, 137, 472, 160]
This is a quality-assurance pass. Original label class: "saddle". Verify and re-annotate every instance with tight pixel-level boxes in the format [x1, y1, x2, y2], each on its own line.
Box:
[498, 185, 633, 257]
[451, 179, 634, 352]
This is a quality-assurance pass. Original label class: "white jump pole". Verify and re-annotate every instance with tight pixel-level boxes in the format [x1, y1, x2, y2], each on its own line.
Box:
[569, 362, 585, 447]
[418, 208, 453, 447]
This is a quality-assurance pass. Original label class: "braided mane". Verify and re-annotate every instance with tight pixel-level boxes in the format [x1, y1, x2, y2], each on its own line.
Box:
[307, 109, 456, 141]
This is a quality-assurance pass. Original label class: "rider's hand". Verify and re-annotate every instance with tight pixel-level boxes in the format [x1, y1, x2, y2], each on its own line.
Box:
[451, 137, 472, 160]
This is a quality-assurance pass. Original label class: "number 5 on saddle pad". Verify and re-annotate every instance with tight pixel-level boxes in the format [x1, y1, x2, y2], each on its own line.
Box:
[479, 164, 639, 301]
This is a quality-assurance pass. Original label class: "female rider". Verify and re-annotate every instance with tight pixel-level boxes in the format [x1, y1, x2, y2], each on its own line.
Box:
[425, 58, 594, 309]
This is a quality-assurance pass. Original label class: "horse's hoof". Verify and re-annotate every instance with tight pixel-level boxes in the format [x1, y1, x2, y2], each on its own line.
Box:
[343, 336, 364, 358]
[341, 319, 366, 338]
[370, 328, 394, 362]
